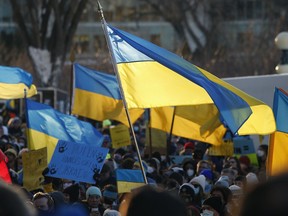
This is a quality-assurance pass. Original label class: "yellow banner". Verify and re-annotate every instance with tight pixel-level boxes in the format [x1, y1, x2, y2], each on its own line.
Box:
[110, 124, 131, 148]
[209, 141, 234, 156]
[23, 148, 47, 191]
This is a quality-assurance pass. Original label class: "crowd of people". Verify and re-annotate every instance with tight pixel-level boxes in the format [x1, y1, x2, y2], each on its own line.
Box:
[0, 113, 285, 216]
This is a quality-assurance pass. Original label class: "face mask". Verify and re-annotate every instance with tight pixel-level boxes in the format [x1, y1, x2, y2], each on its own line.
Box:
[201, 210, 214, 216]
[186, 169, 194, 177]
[257, 150, 264, 157]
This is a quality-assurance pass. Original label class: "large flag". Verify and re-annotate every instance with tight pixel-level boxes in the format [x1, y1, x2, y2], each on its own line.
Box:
[26, 99, 104, 161]
[0, 65, 37, 99]
[72, 63, 144, 126]
[150, 106, 226, 145]
[116, 169, 145, 193]
[267, 88, 288, 176]
[103, 24, 275, 137]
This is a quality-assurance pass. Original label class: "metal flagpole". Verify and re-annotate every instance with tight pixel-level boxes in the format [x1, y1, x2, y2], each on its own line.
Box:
[97, 1, 148, 184]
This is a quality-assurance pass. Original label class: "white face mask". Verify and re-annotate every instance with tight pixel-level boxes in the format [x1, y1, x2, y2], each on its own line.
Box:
[257, 150, 265, 157]
[201, 210, 214, 216]
[186, 169, 194, 177]
[147, 166, 155, 174]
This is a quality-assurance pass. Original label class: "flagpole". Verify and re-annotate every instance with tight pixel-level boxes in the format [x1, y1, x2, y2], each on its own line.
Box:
[167, 107, 176, 157]
[97, 1, 148, 184]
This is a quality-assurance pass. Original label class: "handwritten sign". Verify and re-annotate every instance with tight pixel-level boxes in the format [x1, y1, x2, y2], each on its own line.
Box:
[23, 148, 47, 191]
[209, 140, 234, 156]
[110, 124, 131, 148]
[46, 140, 109, 184]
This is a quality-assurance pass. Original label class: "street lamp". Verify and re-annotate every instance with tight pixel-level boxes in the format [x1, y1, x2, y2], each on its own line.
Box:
[275, 32, 288, 74]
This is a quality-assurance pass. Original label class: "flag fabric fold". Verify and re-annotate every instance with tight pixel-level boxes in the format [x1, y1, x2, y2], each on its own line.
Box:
[72, 63, 144, 126]
[104, 23, 274, 135]
[26, 99, 104, 161]
[116, 169, 145, 193]
[267, 88, 288, 176]
[0, 66, 37, 99]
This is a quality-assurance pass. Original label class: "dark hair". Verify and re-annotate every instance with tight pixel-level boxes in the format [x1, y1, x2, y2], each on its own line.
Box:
[240, 173, 288, 216]
[125, 185, 187, 216]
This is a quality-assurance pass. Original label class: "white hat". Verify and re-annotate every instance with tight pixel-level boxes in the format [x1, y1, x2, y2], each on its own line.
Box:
[215, 175, 230, 188]
[246, 172, 259, 184]
[189, 174, 206, 191]
[229, 184, 243, 196]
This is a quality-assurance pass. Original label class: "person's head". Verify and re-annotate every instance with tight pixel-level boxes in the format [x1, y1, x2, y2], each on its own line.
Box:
[196, 160, 213, 175]
[120, 185, 187, 216]
[220, 168, 236, 186]
[62, 183, 80, 204]
[32, 192, 54, 212]
[257, 144, 268, 165]
[182, 159, 196, 178]
[86, 186, 102, 208]
[179, 183, 196, 205]
[210, 185, 232, 206]
[240, 173, 288, 216]
[0, 180, 36, 216]
[202, 196, 224, 216]
[102, 184, 118, 208]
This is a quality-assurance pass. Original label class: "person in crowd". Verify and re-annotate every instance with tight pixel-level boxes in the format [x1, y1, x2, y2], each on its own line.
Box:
[63, 183, 81, 204]
[83, 186, 104, 216]
[101, 184, 119, 211]
[182, 159, 197, 182]
[120, 185, 188, 216]
[179, 183, 201, 216]
[210, 185, 232, 216]
[180, 141, 195, 156]
[201, 196, 225, 216]
[239, 173, 288, 216]
[196, 160, 213, 176]
[256, 144, 268, 182]
[0, 179, 36, 216]
[32, 192, 55, 216]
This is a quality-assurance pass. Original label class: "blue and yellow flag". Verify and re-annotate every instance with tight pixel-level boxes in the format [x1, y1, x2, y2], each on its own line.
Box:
[72, 63, 144, 127]
[267, 88, 288, 176]
[150, 106, 226, 145]
[26, 99, 104, 161]
[104, 24, 275, 135]
[116, 169, 145, 193]
[0, 65, 37, 99]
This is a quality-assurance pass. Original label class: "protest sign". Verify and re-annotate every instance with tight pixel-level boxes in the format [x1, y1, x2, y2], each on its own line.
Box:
[23, 148, 47, 191]
[46, 140, 108, 183]
[110, 124, 131, 148]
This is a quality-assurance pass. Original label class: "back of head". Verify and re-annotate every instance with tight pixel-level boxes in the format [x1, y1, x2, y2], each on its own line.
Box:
[0, 180, 36, 216]
[124, 185, 187, 216]
[240, 173, 288, 216]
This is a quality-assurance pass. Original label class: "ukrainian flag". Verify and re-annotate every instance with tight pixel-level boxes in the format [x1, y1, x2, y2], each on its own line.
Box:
[150, 106, 226, 145]
[267, 88, 288, 176]
[116, 169, 145, 193]
[104, 24, 275, 136]
[0, 66, 37, 99]
[26, 99, 104, 161]
[72, 63, 144, 127]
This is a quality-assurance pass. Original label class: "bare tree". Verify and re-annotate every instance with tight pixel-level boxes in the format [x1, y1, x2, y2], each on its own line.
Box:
[140, 0, 287, 77]
[9, 0, 88, 87]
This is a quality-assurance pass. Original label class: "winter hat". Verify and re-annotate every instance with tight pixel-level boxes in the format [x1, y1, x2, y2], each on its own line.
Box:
[246, 172, 259, 184]
[229, 184, 243, 196]
[215, 176, 230, 188]
[184, 142, 195, 150]
[190, 175, 206, 191]
[86, 186, 102, 199]
[202, 196, 224, 214]
[103, 209, 121, 216]
[239, 155, 251, 167]
[179, 183, 195, 196]
[4, 148, 17, 158]
[200, 169, 213, 181]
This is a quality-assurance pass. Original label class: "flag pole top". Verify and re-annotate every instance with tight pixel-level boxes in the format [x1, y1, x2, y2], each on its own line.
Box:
[97, 1, 104, 20]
